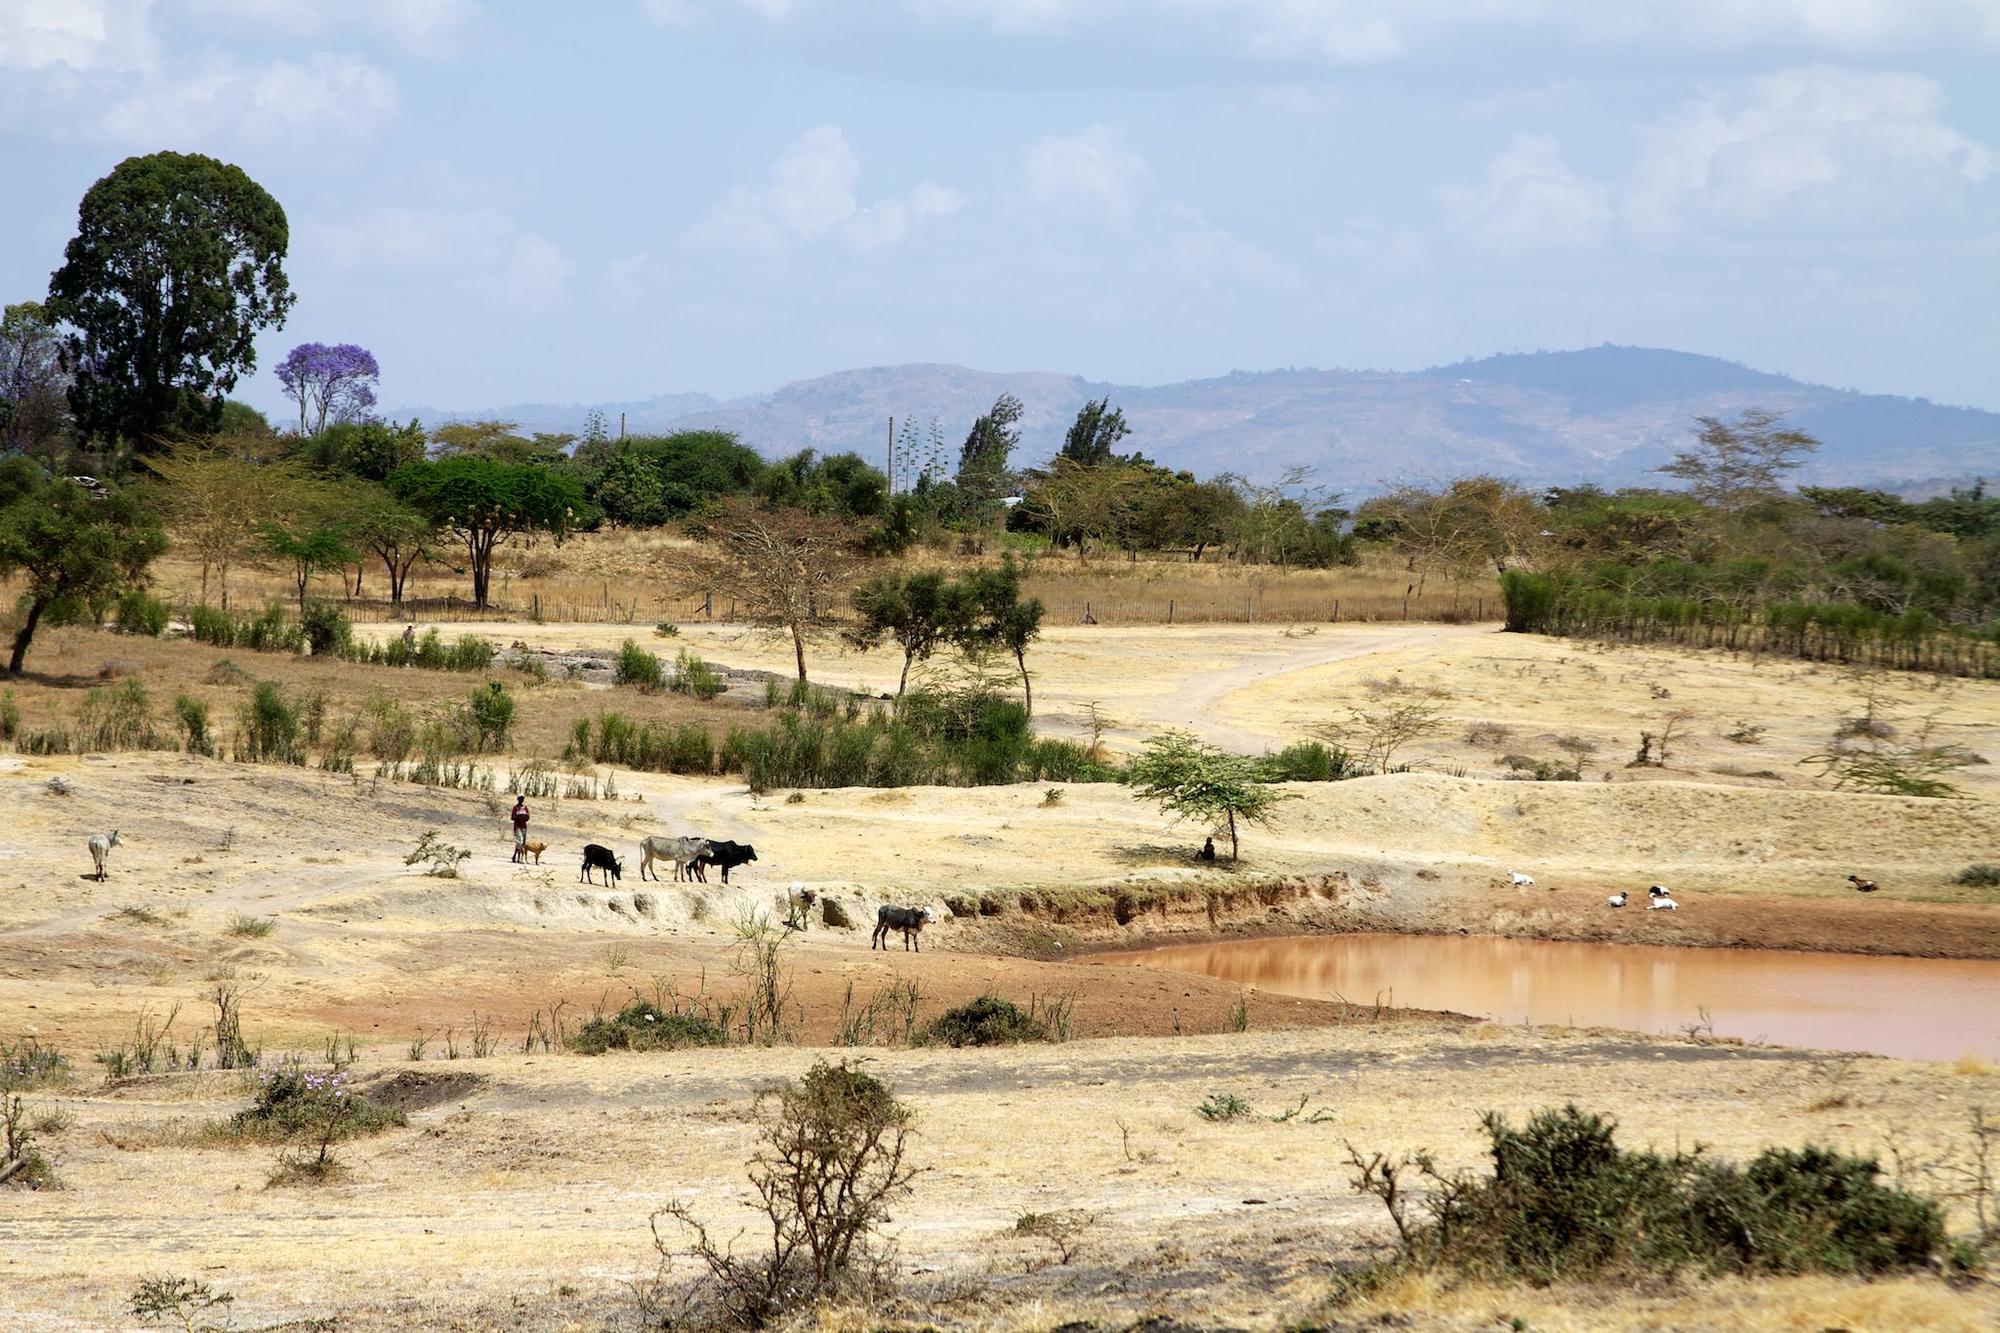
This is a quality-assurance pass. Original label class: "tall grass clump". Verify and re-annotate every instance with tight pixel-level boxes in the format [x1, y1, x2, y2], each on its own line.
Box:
[235, 682, 304, 764]
[173, 694, 213, 757]
[344, 628, 494, 672]
[1259, 740, 1359, 782]
[114, 589, 171, 637]
[75, 678, 163, 752]
[565, 711, 716, 775]
[918, 994, 1072, 1047]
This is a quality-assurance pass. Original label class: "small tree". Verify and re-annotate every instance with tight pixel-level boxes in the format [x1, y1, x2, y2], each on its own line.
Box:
[346, 483, 434, 605]
[0, 460, 166, 674]
[1321, 690, 1449, 772]
[963, 554, 1045, 715]
[275, 342, 379, 437]
[1127, 730, 1293, 861]
[1058, 397, 1131, 466]
[389, 456, 581, 609]
[847, 570, 975, 698]
[259, 515, 354, 612]
[147, 437, 306, 607]
[648, 1061, 916, 1328]
[672, 500, 860, 681]
[1656, 408, 1819, 512]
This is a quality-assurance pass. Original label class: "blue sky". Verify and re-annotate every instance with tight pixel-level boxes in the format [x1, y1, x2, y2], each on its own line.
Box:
[3, 0, 1997, 418]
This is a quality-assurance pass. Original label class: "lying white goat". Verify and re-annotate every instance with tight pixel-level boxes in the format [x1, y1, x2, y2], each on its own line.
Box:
[1509, 870, 1535, 887]
[1648, 895, 1679, 911]
[1607, 891, 1628, 908]
[87, 830, 121, 882]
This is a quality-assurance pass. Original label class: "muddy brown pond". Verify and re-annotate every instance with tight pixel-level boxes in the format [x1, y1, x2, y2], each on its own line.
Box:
[1098, 934, 2000, 1062]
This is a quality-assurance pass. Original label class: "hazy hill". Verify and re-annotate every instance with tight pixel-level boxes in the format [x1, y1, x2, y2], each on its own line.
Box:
[389, 346, 1999, 494]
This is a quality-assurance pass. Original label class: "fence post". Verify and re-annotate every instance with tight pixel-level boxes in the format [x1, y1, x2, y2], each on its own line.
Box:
[1167, 598, 1174, 625]
[1332, 599, 1340, 623]
[1403, 593, 1411, 620]
[1477, 596, 1484, 620]
[1245, 595, 1252, 623]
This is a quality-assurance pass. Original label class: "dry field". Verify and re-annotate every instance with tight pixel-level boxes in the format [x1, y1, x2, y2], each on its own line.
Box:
[3, 620, 1999, 1328]
[139, 525, 1495, 627]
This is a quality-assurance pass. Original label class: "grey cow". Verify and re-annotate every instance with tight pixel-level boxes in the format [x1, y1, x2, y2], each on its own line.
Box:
[871, 904, 938, 952]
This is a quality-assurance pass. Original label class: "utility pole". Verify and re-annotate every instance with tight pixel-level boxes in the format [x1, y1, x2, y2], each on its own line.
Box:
[619, 412, 626, 441]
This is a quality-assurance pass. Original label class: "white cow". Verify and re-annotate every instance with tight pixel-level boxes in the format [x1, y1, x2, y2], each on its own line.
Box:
[638, 835, 710, 883]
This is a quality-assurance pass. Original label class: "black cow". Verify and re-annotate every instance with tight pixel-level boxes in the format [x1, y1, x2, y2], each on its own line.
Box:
[580, 843, 622, 886]
[690, 839, 758, 884]
[872, 904, 937, 952]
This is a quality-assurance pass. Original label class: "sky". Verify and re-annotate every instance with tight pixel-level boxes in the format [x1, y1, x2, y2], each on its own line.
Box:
[2, 0, 1997, 420]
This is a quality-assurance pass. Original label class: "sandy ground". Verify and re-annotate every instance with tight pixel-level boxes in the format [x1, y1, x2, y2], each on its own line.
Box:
[4, 623, 1999, 1328]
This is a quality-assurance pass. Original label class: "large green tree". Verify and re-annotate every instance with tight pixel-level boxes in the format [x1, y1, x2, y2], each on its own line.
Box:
[46, 152, 294, 453]
[847, 570, 976, 698]
[956, 392, 1022, 509]
[1058, 397, 1131, 466]
[0, 459, 166, 674]
[390, 457, 581, 609]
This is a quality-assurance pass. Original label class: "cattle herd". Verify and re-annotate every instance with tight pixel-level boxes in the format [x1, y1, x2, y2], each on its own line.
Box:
[566, 835, 757, 888]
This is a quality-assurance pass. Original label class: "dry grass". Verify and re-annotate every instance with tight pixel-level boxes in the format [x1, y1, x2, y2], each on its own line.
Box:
[0, 624, 743, 762]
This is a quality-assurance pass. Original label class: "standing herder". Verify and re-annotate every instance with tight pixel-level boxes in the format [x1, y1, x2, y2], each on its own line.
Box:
[510, 795, 530, 862]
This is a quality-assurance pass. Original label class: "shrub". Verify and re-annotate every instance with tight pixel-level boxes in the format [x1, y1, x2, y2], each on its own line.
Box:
[0, 1038, 69, 1090]
[236, 682, 303, 764]
[1196, 1092, 1254, 1122]
[447, 634, 494, 672]
[404, 830, 471, 878]
[129, 1276, 235, 1328]
[172, 694, 213, 757]
[644, 1062, 915, 1327]
[230, 1067, 404, 1142]
[2, 1093, 57, 1190]
[465, 681, 516, 752]
[188, 604, 236, 647]
[76, 678, 162, 751]
[1260, 740, 1357, 782]
[1346, 1105, 1947, 1286]
[239, 603, 301, 653]
[0, 690, 17, 742]
[567, 998, 727, 1055]
[672, 648, 724, 700]
[1952, 864, 2000, 888]
[919, 995, 1051, 1047]
[298, 601, 351, 657]
[615, 639, 666, 692]
[115, 589, 171, 637]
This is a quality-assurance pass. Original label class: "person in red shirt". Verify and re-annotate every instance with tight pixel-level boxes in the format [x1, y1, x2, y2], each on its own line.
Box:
[510, 796, 530, 862]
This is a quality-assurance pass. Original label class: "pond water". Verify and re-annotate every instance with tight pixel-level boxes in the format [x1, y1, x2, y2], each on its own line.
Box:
[1095, 933, 2000, 1062]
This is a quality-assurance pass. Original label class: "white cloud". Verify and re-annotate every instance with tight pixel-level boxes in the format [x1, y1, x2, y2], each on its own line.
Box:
[1023, 127, 1144, 225]
[302, 206, 574, 306]
[0, 0, 155, 72]
[181, 0, 478, 53]
[686, 125, 961, 252]
[1626, 67, 1996, 240]
[94, 52, 399, 147]
[1439, 133, 1611, 251]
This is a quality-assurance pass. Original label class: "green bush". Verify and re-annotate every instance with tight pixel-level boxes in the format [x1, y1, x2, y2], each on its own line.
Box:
[671, 648, 723, 700]
[76, 678, 162, 751]
[1351, 1105, 1948, 1285]
[237, 682, 304, 764]
[568, 998, 727, 1055]
[298, 601, 351, 657]
[189, 604, 236, 647]
[0, 691, 18, 742]
[173, 694, 213, 757]
[114, 589, 171, 637]
[239, 603, 302, 653]
[919, 995, 1050, 1048]
[465, 682, 515, 752]
[1953, 863, 2000, 888]
[229, 1068, 404, 1142]
[615, 639, 666, 692]
[1260, 741, 1358, 782]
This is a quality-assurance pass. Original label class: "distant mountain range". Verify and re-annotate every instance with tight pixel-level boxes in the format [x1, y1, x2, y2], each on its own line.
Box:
[381, 346, 1999, 495]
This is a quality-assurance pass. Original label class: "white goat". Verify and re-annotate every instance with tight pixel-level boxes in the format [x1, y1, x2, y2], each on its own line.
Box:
[88, 830, 121, 881]
[1606, 891, 1628, 908]
[1648, 895, 1679, 911]
[1509, 870, 1536, 887]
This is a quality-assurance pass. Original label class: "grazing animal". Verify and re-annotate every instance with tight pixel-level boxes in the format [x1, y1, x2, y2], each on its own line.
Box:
[784, 883, 817, 931]
[579, 843, 623, 887]
[1648, 895, 1679, 911]
[87, 830, 121, 881]
[638, 835, 710, 883]
[690, 839, 759, 884]
[517, 840, 548, 865]
[1509, 870, 1535, 887]
[1607, 892, 1628, 908]
[1848, 874, 1879, 893]
[872, 904, 938, 952]
[1648, 884, 1672, 900]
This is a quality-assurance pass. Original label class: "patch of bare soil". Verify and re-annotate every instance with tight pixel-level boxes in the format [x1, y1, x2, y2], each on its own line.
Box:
[359, 1069, 486, 1112]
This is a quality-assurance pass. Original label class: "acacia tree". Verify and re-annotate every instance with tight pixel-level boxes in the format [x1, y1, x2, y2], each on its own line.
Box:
[1127, 730, 1292, 862]
[348, 484, 435, 604]
[0, 459, 166, 674]
[389, 456, 580, 609]
[673, 500, 860, 681]
[276, 342, 379, 436]
[847, 570, 975, 698]
[1657, 408, 1820, 512]
[46, 152, 294, 452]
[146, 437, 309, 607]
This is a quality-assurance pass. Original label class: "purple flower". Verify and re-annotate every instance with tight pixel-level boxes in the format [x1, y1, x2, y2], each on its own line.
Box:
[276, 341, 380, 436]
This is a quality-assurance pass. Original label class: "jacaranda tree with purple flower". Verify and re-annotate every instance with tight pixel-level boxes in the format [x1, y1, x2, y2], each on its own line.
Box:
[276, 342, 379, 437]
